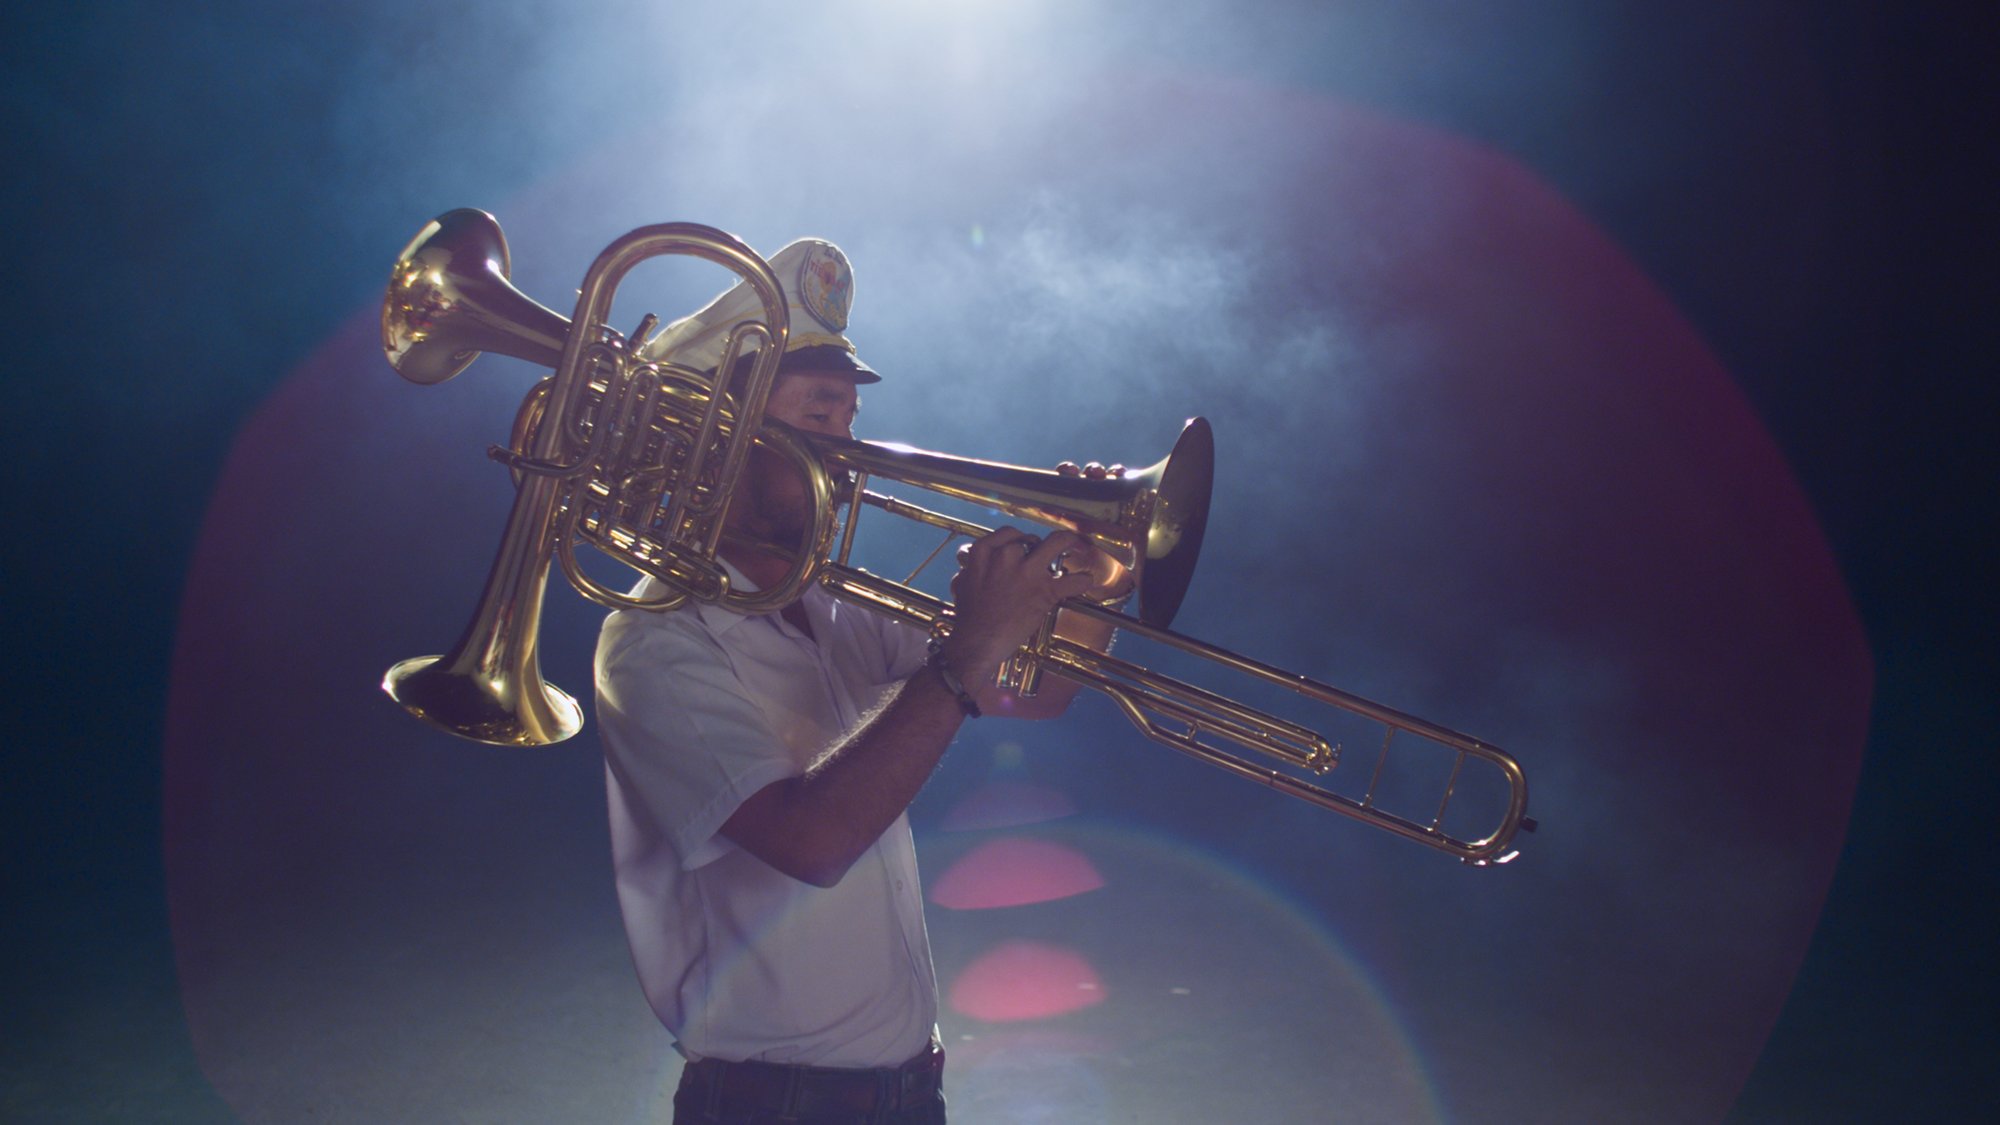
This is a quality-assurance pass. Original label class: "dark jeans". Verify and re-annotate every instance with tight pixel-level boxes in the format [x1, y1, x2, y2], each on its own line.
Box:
[672, 1043, 947, 1125]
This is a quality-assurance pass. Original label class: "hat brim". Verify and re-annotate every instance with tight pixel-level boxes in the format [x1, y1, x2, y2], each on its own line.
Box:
[722, 343, 880, 385]
[779, 343, 880, 384]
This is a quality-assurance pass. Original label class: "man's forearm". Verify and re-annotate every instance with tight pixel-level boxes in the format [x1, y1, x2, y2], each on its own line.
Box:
[723, 525, 1102, 886]
[720, 661, 971, 887]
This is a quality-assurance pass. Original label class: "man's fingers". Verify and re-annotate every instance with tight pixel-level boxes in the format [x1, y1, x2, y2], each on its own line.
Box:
[1051, 567, 1101, 599]
[1021, 533, 1098, 590]
[1020, 529, 1088, 564]
[961, 527, 1099, 601]
[964, 527, 1087, 573]
[961, 526, 1034, 565]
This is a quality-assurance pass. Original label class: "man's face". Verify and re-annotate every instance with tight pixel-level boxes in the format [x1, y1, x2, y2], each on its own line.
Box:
[762, 370, 859, 439]
[728, 370, 861, 546]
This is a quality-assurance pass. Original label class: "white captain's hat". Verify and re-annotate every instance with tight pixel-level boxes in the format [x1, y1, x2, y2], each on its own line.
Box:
[641, 237, 879, 384]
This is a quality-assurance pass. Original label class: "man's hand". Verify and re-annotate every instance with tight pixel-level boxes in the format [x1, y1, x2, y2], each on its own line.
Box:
[1052, 461, 1138, 603]
[944, 527, 1100, 684]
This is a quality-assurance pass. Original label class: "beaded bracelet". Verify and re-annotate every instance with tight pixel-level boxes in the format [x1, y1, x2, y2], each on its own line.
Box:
[925, 635, 982, 718]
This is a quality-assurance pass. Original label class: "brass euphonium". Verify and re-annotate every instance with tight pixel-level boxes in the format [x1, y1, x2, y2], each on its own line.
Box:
[381, 210, 1534, 862]
[379, 209, 798, 744]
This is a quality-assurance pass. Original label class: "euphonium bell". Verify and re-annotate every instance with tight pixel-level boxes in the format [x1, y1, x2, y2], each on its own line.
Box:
[382, 208, 569, 384]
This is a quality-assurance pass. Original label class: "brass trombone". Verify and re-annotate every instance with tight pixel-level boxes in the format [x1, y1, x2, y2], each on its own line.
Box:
[379, 210, 1534, 863]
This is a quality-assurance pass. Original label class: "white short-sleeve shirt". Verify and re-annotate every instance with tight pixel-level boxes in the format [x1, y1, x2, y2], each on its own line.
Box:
[595, 568, 934, 1067]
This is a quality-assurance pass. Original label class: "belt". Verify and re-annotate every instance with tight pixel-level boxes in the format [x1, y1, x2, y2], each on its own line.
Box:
[679, 1041, 945, 1123]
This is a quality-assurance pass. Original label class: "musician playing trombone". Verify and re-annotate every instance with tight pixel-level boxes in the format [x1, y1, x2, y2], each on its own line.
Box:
[594, 239, 1125, 1124]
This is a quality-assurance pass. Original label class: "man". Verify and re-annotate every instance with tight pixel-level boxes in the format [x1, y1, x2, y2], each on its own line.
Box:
[595, 239, 1122, 1124]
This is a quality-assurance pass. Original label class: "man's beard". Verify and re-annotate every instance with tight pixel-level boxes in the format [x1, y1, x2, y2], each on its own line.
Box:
[738, 453, 814, 550]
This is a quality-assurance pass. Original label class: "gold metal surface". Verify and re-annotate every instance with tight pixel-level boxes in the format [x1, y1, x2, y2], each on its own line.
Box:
[380, 209, 794, 746]
[810, 419, 1214, 628]
[379, 210, 1533, 861]
[812, 472, 1533, 864]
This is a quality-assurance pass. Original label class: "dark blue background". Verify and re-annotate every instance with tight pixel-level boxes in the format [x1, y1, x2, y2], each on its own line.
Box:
[4, 1, 1992, 1118]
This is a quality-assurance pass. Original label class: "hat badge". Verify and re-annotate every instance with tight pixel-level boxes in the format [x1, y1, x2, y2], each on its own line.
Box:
[798, 242, 853, 334]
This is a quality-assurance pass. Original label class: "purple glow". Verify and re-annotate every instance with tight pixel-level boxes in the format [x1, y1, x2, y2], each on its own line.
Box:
[929, 837, 1106, 910]
[949, 940, 1108, 1022]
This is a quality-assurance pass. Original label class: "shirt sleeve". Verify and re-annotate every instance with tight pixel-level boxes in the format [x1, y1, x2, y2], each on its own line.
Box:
[594, 608, 799, 872]
[875, 614, 930, 683]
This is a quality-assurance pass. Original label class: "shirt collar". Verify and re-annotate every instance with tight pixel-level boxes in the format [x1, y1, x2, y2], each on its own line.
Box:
[630, 559, 823, 638]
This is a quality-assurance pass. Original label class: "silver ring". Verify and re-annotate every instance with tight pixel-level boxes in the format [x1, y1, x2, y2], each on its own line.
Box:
[1048, 551, 1070, 579]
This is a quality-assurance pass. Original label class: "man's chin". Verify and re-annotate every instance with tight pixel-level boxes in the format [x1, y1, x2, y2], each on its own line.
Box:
[745, 511, 812, 558]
